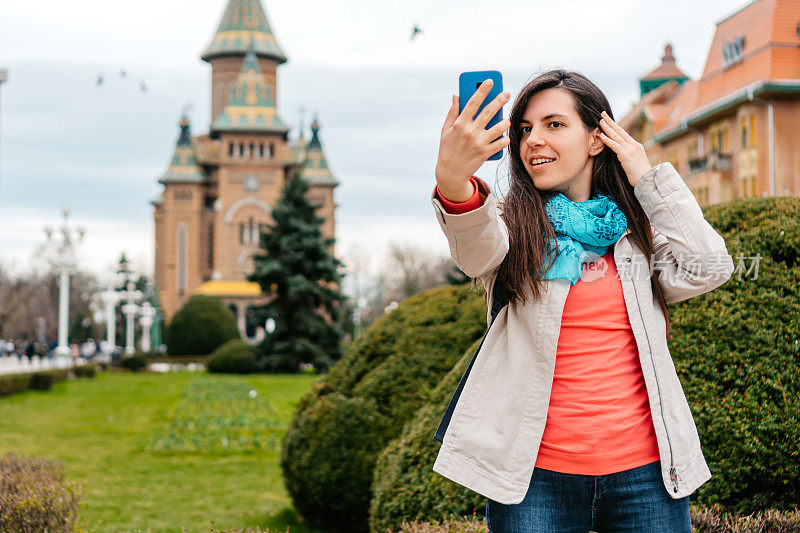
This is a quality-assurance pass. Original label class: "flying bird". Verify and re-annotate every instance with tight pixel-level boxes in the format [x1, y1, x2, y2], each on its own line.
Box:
[410, 24, 422, 40]
[94, 69, 148, 93]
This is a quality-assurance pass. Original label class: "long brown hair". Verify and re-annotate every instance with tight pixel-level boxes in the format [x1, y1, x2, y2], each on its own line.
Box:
[472, 69, 671, 338]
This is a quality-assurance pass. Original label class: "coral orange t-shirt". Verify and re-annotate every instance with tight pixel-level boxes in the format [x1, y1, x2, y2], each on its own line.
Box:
[434, 180, 661, 475]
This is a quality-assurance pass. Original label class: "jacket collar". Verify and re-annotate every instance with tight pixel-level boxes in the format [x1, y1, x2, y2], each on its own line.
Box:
[615, 226, 632, 244]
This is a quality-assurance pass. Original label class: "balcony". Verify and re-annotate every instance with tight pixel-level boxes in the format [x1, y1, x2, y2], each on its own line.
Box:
[689, 150, 732, 173]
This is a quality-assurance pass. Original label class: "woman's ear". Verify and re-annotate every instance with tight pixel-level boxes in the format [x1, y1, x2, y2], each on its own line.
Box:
[589, 127, 604, 155]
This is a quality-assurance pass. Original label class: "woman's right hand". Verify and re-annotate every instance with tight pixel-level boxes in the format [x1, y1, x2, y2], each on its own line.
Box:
[435, 79, 511, 202]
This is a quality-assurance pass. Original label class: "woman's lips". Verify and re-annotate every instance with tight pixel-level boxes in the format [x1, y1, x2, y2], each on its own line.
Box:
[530, 159, 555, 170]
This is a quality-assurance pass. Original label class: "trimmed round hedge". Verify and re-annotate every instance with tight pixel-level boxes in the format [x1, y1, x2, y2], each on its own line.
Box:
[207, 339, 258, 374]
[369, 337, 485, 533]
[280, 283, 487, 533]
[165, 295, 240, 356]
[369, 195, 800, 531]
[281, 388, 393, 533]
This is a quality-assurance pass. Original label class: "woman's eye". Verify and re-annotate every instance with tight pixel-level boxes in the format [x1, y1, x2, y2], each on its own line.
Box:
[521, 123, 562, 133]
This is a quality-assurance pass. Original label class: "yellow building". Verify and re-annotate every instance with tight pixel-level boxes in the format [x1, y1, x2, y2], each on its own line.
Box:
[151, 0, 339, 338]
[620, 0, 800, 206]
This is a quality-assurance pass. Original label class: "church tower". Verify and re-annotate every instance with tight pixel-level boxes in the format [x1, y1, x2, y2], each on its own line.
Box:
[200, 0, 288, 124]
[152, 0, 340, 335]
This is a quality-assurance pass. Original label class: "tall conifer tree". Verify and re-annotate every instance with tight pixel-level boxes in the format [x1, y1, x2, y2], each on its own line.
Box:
[247, 170, 346, 373]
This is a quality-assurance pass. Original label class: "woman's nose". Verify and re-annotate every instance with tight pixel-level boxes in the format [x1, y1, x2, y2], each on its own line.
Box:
[526, 129, 545, 148]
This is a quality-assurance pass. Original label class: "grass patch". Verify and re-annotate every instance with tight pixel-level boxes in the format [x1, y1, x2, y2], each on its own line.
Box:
[0, 370, 324, 532]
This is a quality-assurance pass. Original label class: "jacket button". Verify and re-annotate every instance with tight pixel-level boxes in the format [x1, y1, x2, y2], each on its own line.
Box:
[626, 258, 631, 262]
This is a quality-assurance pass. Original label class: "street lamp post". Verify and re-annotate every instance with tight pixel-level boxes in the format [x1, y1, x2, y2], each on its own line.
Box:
[139, 301, 156, 353]
[42, 208, 85, 364]
[99, 283, 120, 361]
[119, 281, 143, 355]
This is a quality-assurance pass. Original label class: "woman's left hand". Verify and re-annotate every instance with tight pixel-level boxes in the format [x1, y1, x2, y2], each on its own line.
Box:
[597, 110, 653, 188]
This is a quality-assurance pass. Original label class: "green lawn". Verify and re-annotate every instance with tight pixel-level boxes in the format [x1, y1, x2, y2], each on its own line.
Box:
[0, 369, 324, 532]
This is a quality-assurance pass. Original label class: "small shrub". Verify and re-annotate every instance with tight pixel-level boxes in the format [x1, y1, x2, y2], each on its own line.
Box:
[207, 340, 258, 374]
[0, 373, 32, 396]
[691, 503, 800, 532]
[165, 295, 240, 356]
[203, 527, 291, 533]
[381, 506, 800, 533]
[149, 355, 208, 364]
[73, 363, 97, 378]
[28, 371, 55, 391]
[0, 453, 82, 533]
[24, 369, 70, 393]
[392, 512, 487, 533]
[120, 354, 147, 372]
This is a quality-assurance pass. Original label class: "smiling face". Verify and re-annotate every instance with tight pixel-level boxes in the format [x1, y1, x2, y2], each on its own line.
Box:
[519, 88, 604, 202]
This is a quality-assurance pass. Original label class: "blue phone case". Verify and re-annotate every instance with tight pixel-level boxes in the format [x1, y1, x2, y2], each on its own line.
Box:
[459, 70, 504, 161]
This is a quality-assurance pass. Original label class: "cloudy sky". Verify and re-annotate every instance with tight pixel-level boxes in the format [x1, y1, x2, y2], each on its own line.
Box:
[0, 0, 742, 288]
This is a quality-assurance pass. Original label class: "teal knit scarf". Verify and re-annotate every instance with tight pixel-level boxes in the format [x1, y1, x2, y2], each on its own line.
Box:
[542, 192, 628, 285]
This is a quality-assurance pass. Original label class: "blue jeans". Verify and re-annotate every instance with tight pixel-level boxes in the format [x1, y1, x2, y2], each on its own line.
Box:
[485, 460, 691, 532]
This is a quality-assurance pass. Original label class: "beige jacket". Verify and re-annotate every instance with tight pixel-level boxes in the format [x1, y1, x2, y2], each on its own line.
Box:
[430, 162, 734, 505]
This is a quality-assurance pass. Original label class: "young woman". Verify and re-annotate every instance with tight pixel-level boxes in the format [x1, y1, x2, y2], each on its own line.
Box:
[430, 70, 734, 532]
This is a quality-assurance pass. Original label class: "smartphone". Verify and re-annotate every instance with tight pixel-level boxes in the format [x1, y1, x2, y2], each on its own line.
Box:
[459, 70, 504, 161]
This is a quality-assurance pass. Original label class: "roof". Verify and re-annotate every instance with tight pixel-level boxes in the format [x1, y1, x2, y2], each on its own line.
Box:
[158, 114, 207, 184]
[193, 280, 263, 297]
[210, 48, 290, 134]
[619, 79, 686, 132]
[623, 0, 800, 143]
[200, 0, 288, 63]
[641, 43, 689, 81]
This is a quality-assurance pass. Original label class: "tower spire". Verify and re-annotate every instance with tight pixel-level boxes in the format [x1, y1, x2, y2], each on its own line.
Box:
[201, 0, 288, 63]
[158, 114, 206, 184]
[301, 114, 338, 186]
